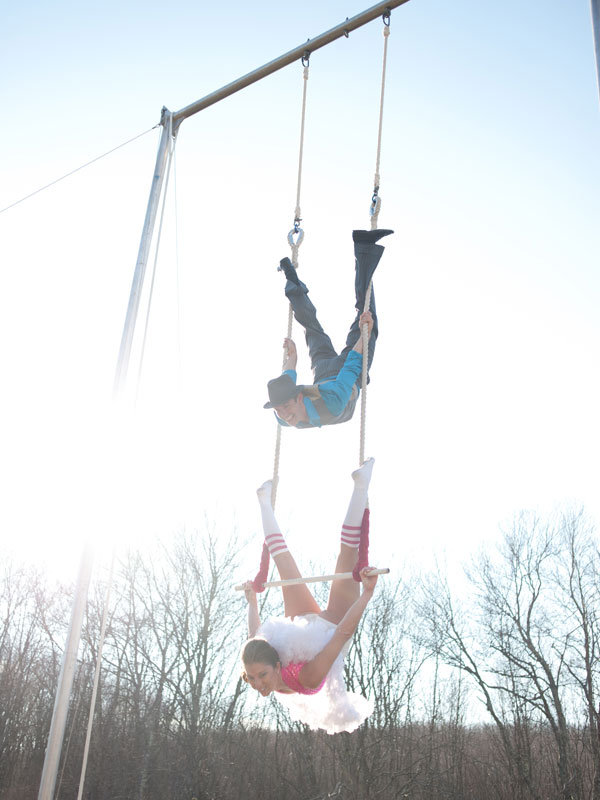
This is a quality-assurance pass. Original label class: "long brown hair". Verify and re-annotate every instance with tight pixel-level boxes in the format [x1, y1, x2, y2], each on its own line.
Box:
[241, 638, 281, 681]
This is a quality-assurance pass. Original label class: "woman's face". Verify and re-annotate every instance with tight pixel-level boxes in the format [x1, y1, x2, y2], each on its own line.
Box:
[244, 661, 280, 696]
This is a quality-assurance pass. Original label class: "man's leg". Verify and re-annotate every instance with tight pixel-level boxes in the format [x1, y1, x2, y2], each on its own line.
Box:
[257, 480, 321, 618]
[280, 257, 338, 373]
[339, 230, 392, 374]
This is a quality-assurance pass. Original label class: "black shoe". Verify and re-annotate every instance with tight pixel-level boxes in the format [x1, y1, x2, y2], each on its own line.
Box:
[352, 229, 394, 244]
[277, 256, 301, 286]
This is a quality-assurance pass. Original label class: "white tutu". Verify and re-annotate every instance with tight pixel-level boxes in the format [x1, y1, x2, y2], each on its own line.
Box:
[257, 614, 373, 735]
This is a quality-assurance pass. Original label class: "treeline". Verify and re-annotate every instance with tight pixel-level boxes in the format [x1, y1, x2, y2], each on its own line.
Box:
[1, 511, 600, 800]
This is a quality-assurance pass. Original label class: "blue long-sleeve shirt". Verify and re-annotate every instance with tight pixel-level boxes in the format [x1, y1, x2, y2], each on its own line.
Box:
[275, 349, 363, 428]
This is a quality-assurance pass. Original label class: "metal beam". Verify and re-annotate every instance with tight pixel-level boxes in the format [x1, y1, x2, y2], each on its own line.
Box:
[173, 0, 410, 130]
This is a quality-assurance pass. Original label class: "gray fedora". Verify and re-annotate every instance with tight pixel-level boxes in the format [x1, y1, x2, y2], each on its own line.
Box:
[264, 374, 302, 409]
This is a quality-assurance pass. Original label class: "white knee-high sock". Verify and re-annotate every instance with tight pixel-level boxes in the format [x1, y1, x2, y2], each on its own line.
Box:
[257, 480, 289, 557]
[340, 458, 374, 548]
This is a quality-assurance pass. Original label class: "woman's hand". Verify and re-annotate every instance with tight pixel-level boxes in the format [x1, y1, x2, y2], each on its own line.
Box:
[242, 580, 258, 604]
[359, 566, 379, 594]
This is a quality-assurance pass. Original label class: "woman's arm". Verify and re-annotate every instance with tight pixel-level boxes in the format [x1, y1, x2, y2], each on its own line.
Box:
[243, 581, 261, 637]
[299, 568, 378, 689]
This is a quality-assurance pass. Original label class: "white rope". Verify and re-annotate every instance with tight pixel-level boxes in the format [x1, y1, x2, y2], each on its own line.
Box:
[173, 144, 183, 397]
[0, 125, 159, 215]
[76, 550, 116, 800]
[288, 59, 310, 268]
[295, 64, 310, 218]
[271, 300, 294, 509]
[272, 57, 311, 508]
[135, 115, 177, 404]
[359, 280, 374, 467]
[370, 20, 391, 230]
[360, 13, 392, 466]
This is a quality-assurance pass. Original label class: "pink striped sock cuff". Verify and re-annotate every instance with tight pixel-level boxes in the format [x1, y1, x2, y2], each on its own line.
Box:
[265, 533, 288, 556]
[341, 524, 361, 548]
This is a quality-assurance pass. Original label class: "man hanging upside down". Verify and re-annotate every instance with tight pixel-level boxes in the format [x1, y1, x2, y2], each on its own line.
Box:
[263, 228, 393, 428]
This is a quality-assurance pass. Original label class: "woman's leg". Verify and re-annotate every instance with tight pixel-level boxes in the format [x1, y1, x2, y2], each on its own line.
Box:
[320, 458, 374, 624]
[257, 481, 321, 618]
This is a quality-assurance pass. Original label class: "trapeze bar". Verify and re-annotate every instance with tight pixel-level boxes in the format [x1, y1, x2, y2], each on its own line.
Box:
[172, 0, 410, 129]
[235, 567, 389, 591]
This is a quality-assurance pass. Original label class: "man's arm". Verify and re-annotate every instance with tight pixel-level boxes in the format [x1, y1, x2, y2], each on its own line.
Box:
[316, 311, 373, 416]
[273, 342, 298, 426]
[317, 354, 361, 415]
[351, 311, 373, 356]
[282, 338, 298, 371]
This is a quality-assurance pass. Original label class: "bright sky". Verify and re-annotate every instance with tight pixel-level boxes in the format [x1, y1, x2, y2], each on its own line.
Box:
[1, 0, 599, 589]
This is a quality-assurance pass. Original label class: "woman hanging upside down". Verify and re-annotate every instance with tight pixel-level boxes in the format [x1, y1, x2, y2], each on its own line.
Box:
[241, 457, 377, 734]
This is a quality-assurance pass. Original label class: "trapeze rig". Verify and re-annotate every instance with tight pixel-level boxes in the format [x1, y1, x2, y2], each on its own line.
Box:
[113, 0, 410, 398]
[38, 4, 410, 800]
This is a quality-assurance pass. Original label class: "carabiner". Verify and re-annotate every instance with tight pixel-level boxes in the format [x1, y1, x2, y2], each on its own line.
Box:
[369, 195, 381, 219]
[288, 226, 305, 248]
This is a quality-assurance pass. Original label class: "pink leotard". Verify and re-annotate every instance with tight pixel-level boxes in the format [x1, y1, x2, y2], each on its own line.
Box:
[279, 661, 325, 695]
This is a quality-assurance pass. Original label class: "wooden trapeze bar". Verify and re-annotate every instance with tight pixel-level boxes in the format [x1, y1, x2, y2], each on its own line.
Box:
[235, 567, 389, 591]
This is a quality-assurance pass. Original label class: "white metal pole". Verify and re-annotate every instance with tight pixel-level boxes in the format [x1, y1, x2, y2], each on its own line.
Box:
[38, 542, 94, 800]
[591, 0, 600, 101]
[38, 107, 173, 789]
[113, 108, 174, 396]
[76, 551, 116, 800]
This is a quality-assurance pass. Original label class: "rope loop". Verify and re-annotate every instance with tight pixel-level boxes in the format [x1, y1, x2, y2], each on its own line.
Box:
[287, 226, 304, 249]
[369, 194, 381, 228]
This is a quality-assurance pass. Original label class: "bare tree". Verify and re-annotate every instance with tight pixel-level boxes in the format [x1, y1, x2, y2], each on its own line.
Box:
[553, 511, 600, 799]
[419, 561, 545, 800]
[0, 561, 70, 798]
[419, 511, 600, 800]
